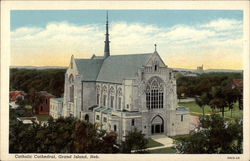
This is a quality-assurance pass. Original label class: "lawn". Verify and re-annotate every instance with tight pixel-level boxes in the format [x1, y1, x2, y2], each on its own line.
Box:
[148, 147, 177, 153]
[178, 101, 243, 119]
[35, 114, 51, 121]
[147, 138, 164, 148]
[24, 105, 32, 110]
[170, 134, 190, 141]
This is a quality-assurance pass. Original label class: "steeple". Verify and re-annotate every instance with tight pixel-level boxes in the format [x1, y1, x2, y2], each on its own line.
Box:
[104, 11, 110, 58]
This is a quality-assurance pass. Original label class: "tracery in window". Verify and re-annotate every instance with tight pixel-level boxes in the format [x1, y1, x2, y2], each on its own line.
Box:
[146, 77, 164, 109]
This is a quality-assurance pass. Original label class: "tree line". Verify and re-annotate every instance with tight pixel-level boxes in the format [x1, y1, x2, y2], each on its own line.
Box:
[10, 69, 242, 99]
[177, 72, 242, 98]
[10, 68, 66, 97]
[175, 114, 242, 154]
[9, 109, 148, 153]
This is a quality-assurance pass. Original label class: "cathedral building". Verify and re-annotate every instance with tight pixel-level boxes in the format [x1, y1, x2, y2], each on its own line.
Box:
[61, 13, 190, 140]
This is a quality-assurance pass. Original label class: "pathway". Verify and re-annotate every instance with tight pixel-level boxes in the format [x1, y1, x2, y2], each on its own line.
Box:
[131, 135, 174, 152]
[147, 135, 174, 150]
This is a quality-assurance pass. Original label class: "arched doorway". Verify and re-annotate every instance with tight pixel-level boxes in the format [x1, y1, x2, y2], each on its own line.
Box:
[85, 114, 89, 122]
[151, 115, 164, 134]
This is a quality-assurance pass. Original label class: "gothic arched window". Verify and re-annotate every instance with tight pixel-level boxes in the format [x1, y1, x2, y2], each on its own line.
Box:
[69, 74, 74, 102]
[146, 77, 164, 109]
[102, 86, 107, 107]
[109, 87, 115, 108]
[96, 85, 100, 105]
[85, 114, 89, 122]
[69, 74, 74, 84]
[117, 87, 122, 109]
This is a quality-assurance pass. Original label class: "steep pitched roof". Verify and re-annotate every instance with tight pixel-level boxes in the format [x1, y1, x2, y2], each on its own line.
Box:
[97, 53, 152, 83]
[74, 53, 153, 83]
[75, 58, 104, 81]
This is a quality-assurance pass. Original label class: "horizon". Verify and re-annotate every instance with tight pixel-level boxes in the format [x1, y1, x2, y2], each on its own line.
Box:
[11, 10, 243, 69]
[9, 65, 243, 71]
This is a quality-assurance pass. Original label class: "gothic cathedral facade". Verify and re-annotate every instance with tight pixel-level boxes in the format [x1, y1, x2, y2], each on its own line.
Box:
[62, 13, 190, 141]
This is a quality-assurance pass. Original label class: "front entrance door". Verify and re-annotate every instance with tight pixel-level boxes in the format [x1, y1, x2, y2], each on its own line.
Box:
[151, 115, 164, 135]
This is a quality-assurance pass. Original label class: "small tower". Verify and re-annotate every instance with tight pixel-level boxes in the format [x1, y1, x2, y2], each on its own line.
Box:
[104, 11, 110, 58]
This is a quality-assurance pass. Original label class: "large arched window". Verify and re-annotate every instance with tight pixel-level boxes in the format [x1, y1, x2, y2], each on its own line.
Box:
[146, 77, 164, 109]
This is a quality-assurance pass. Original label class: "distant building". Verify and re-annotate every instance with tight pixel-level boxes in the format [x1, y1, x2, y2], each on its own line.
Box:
[34, 91, 54, 115]
[9, 91, 26, 109]
[10, 91, 26, 101]
[50, 98, 64, 119]
[185, 73, 198, 77]
[231, 79, 243, 91]
[178, 71, 198, 77]
[230, 79, 243, 110]
[17, 117, 38, 124]
[196, 65, 204, 74]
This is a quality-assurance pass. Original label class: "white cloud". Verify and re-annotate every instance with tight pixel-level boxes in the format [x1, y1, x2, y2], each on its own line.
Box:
[11, 18, 243, 69]
[201, 18, 242, 31]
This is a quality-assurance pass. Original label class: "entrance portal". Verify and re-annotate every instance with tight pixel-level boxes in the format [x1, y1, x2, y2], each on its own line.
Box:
[151, 115, 164, 134]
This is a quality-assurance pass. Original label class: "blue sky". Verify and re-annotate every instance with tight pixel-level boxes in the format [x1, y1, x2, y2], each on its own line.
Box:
[11, 10, 242, 30]
[10, 10, 243, 69]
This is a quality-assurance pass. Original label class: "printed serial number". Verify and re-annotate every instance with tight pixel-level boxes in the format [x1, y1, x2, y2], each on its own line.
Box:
[227, 156, 240, 160]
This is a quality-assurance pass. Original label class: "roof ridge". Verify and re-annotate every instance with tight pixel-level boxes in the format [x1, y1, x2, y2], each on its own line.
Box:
[75, 53, 153, 60]
[109, 53, 153, 57]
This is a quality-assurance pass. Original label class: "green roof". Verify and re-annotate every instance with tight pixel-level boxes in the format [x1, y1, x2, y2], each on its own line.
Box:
[75, 53, 152, 83]
[102, 108, 113, 114]
[93, 106, 104, 112]
[93, 106, 113, 114]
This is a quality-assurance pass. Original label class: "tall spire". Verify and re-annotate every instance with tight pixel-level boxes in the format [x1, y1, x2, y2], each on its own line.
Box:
[104, 11, 110, 58]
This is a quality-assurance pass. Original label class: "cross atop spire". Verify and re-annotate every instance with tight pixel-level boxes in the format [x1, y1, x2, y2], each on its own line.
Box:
[104, 11, 110, 58]
[154, 44, 157, 52]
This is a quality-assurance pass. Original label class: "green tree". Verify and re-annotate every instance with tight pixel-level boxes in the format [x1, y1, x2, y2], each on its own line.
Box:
[177, 86, 187, 102]
[175, 114, 242, 154]
[195, 92, 212, 118]
[209, 86, 227, 117]
[9, 116, 119, 153]
[223, 88, 240, 118]
[120, 129, 148, 153]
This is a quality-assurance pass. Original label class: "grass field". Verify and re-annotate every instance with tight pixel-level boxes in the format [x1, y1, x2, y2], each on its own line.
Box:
[148, 147, 177, 153]
[35, 114, 51, 121]
[178, 101, 243, 119]
[147, 138, 164, 148]
[170, 134, 190, 141]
